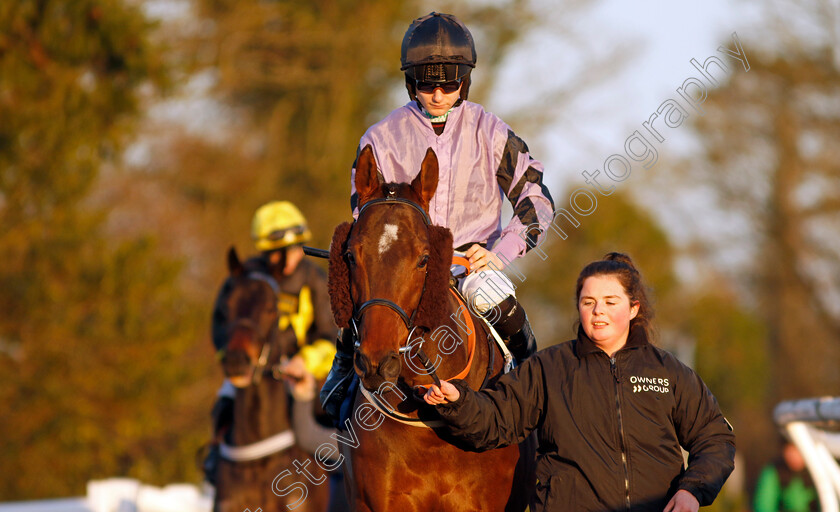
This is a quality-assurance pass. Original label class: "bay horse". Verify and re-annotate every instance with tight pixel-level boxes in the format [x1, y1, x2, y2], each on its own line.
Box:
[214, 247, 330, 512]
[327, 145, 536, 511]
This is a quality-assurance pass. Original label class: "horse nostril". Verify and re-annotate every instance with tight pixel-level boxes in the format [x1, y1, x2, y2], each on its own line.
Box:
[354, 351, 371, 378]
[378, 351, 401, 381]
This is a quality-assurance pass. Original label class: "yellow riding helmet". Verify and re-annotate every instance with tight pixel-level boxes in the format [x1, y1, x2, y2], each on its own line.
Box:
[251, 201, 312, 252]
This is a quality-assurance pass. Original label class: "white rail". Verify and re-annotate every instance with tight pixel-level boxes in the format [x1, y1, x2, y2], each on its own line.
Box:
[0, 479, 212, 512]
[0, 498, 90, 512]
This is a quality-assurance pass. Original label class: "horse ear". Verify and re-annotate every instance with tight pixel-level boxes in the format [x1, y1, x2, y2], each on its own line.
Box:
[227, 246, 244, 276]
[355, 145, 383, 206]
[410, 147, 439, 209]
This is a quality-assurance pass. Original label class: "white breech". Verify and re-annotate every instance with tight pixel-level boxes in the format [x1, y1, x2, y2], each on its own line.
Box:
[457, 269, 516, 320]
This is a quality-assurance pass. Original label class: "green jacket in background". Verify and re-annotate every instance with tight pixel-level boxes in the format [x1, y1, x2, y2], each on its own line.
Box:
[753, 460, 819, 512]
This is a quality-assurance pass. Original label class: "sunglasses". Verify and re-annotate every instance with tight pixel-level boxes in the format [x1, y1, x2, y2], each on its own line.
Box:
[415, 78, 462, 94]
[266, 225, 306, 242]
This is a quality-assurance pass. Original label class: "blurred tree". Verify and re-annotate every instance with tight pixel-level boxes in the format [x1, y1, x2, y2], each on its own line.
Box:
[644, 41, 840, 484]
[687, 288, 769, 430]
[0, 0, 207, 498]
[684, 283, 772, 488]
[678, 50, 840, 402]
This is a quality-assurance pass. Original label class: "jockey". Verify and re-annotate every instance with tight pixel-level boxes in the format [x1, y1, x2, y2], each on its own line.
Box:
[320, 12, 556, 422]
[204, 201, 338, 485]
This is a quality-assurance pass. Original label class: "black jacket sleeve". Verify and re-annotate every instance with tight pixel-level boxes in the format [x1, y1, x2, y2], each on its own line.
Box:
[435, 354, 546, 451]
[672, 359, 736, 505]
[305, 262, 338, 343]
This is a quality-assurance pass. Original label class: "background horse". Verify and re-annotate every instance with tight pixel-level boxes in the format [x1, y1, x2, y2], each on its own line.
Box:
[328, 145, 536, 511]
[214, 247, 330, 512]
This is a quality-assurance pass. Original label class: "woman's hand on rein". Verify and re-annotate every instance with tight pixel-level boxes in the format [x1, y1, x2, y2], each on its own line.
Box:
[423, 381, 460, 405]
[465, 244, 504, 273]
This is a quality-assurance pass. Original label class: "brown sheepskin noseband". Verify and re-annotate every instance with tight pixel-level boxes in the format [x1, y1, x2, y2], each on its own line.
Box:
[327, 221, 454, 331]
[328, 222, 354, 328]
[413, 225, 453, 329]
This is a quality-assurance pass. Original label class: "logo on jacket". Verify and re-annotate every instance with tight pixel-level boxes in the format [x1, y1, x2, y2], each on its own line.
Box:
[630, 375, 670, 394]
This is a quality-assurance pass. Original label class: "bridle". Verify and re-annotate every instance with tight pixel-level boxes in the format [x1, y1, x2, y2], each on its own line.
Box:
[348, 194, 441, 385]
[347, 194, 502, 427]
[217, 271, 299, 462]
[224, 271, 285, 387]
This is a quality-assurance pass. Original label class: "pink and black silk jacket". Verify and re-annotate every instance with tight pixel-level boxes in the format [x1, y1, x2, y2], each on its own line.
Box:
[350, 100, 555, 265]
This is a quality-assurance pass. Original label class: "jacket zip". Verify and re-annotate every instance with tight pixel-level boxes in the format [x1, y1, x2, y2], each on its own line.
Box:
[611, 356, 631, 511]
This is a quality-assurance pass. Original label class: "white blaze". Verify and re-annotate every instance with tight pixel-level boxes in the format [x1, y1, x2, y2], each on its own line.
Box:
[378, 224, 399, 255]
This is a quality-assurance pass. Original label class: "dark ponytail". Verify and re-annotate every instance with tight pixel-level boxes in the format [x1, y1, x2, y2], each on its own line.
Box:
[575, 252, 653, 338]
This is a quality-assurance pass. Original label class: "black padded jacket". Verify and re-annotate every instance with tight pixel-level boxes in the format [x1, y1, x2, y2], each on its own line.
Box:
[435, 326, 736, 512]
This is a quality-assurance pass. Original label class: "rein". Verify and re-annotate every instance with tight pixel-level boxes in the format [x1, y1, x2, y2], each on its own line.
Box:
[360, 304, 515, 429]
[435, 289, 477, 382]
[359, 288, 497, 429]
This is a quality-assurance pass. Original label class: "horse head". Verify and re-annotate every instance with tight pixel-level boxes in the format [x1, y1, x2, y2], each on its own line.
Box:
[329, 145, 453, 392]
[219, 247, 281, 388]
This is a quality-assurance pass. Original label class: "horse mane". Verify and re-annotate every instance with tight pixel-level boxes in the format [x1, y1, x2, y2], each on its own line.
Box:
[327, 220, 454, 331]
[328, 222, 354, 328]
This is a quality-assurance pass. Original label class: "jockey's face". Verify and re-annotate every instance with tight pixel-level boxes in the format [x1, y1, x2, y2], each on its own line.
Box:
[266, 246, 303, 276]
[282, 245, 304, 276]
[415, 82, 462, 117]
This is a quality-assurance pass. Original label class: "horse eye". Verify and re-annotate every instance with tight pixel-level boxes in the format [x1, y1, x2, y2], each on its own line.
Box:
[418, 255, 429, 268]
[344, 251, 356, 265]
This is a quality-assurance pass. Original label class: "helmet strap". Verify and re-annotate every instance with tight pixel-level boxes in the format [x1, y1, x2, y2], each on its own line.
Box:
[459, 73, 471, 101]
[405, 74, 417, 102]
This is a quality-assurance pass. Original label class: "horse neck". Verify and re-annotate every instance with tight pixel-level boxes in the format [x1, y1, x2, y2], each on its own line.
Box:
[411, 291, 496, 390]
[229, 360, 291, 446]
[230, 378, 289, 445]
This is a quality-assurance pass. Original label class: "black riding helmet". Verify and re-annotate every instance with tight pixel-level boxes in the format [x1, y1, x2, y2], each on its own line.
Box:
[401, 12, 476, 102]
